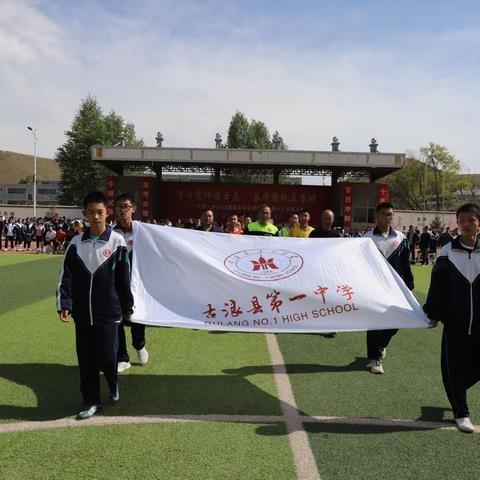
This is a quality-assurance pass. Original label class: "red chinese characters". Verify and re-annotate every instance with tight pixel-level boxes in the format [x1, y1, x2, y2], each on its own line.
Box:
[247, 296, 264, 314]
[314, 286, 329, 304]
[222, 299, 243, 318]
[336, 284, 354, 301]
[266, 290, 283, 313]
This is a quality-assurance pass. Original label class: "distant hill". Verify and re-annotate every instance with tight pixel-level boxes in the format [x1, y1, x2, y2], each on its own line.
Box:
[0, 150, 60, 184]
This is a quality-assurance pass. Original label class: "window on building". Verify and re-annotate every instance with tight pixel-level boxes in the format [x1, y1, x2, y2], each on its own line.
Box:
[7, 188, 27, 194]
[37, 188, 58, 195]
[353, 207, 375, 224]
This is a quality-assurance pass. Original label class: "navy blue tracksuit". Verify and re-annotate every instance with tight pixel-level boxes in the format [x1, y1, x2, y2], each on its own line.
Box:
[364, 227, 414, 360]
[57, 227, 134, 406]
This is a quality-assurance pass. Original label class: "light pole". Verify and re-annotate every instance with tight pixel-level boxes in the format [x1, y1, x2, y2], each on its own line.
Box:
[27, 126, 37, 218]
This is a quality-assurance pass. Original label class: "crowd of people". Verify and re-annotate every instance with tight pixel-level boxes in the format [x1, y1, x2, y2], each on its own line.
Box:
[0, 215, 82, 254]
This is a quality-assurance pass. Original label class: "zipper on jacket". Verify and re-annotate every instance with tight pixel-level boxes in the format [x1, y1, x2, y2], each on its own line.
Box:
[89, 241, 94, 326]
[468, 251, 473, 335]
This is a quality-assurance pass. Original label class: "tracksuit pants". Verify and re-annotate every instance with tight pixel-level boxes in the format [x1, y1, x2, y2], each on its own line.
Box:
[367, 329, 398, 360]
[75, 322, 118, 407]
[117, 320, 146, 363]
[441, 326, 480, 419]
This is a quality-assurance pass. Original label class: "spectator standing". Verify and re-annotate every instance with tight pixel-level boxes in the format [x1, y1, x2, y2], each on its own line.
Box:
[419, 226, 431, 265]
[244, 205, 279, 236]
[309, 210, 341, 238]
[290, 209, 315, 237]
[195, 209, 223, 233]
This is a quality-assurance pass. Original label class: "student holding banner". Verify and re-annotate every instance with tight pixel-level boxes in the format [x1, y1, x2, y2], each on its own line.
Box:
[424, 203, 480, 433]
[364, 202, 414, 374]
[114, 193, 149, 372]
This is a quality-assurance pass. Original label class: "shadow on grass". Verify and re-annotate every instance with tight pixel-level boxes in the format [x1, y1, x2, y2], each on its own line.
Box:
[0, 258, 61, 316]
[223, 357, 367, 376]
[300, 421, 453, 436]
[0, 363, 281, 422]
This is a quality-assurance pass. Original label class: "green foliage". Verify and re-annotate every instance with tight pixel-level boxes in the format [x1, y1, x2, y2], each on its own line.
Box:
[430, 216, 444, 230]
[386, 143, 464, 211]
[223, 111, 288, 183]
[19, 175, 34, 184]
[55, 95, 143, 205]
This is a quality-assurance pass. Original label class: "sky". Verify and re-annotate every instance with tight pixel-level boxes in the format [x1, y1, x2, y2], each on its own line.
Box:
[1, 0, 480, 174]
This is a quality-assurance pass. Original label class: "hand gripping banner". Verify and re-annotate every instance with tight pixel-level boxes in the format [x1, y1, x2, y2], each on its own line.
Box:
[131, 222, 428, 332]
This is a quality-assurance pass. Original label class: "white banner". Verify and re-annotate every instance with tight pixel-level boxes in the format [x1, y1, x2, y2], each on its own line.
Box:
[131, 222, 428, 332]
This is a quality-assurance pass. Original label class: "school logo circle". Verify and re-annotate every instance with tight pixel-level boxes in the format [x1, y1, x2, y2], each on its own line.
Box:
[103, 248, 112, 257]
[224, 249, 304, 281]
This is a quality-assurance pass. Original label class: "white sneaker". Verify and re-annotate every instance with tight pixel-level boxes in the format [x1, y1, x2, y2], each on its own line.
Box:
[136, 347, 149, 365]
[380, 348, 386, 360]
[455, 417, 474, 433]
[370, 359, 384, 374]
[117, 361, 131, 373]
[77, 404, 101, 420]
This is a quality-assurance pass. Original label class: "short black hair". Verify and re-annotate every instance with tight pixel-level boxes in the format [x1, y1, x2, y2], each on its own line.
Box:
[456, 203, 480, 220]
[200, 207, 214, 215]
[376, 202, 394, 214]
[298, 208, 310, 215]
[257, 204, 271, 212]
[84, 191, 108, 209]
[114, 192, 136, 205]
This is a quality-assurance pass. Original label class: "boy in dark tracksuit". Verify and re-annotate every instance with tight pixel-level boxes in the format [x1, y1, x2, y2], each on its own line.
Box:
[113, 192, 149, 372]
[57, 192, 134, 420]
[364, 202, 414, 374]
[424, 203, 480, 433]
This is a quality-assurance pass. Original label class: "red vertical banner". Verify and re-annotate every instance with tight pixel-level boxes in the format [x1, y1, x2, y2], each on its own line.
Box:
[343, 183, 353, 229]
[141, 178, 151, 220]
[105, 176, 118, 220]
[377, 183, 389, 204]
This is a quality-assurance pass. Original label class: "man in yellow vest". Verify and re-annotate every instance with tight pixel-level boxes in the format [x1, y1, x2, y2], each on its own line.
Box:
[290, 209, 315, 237]
[245, 205, 279, 236]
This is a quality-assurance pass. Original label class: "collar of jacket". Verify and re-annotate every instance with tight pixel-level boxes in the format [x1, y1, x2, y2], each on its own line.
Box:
[372, 226, 396, 238]
[81, 226, 112, 243]
[451, 235, 480, 252]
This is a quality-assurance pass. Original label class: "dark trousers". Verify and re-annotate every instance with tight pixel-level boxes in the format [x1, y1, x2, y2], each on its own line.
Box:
[75, 322, 118, 406]
[367, 329, 398, 360]
[5, 236, 14, 249]
[420, 247, 429, 265]
[117, 320, 146, 363]
[410, 245, 416, 263]
[441, 326, 480, 419]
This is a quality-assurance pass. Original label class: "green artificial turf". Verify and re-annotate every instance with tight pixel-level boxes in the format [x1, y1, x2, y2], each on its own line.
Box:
[276, 265, 480, 421]
[0, 255, 280, 422]
[0, 422, 295, 480]
[305, 423, 480, 480]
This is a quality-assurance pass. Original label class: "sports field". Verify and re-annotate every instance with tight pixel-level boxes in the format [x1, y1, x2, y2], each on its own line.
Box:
[1, 254, 479, 480]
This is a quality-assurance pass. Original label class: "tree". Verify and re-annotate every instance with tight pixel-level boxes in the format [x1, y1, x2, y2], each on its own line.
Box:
[56, 95, 143, 204]
[430, 216, 444, 230]
[226, 111, 250, 148]
[385, 143, 464, 211]
[221, 111, 288, 184]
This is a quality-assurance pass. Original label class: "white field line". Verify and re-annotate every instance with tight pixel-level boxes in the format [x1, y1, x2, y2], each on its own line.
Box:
[265, 333, 321, 480]
[0, 413, 468, 435]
